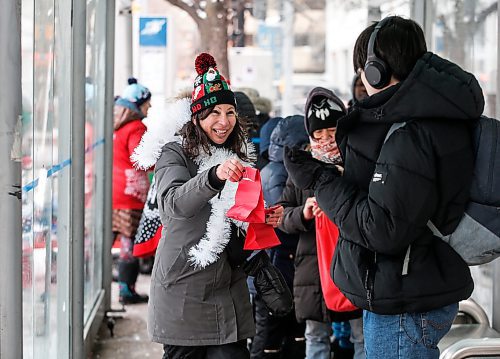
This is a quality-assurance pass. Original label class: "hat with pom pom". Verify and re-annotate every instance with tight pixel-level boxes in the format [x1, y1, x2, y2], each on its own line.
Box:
[191, 53, 236, 115]
[121, 77, 151, 106]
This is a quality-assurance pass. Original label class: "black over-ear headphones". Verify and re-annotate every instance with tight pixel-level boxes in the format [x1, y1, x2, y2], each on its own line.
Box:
[364, 17, 391, 89]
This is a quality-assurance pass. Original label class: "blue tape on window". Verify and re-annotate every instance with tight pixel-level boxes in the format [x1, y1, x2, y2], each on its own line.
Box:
[22, 138, 105, 193]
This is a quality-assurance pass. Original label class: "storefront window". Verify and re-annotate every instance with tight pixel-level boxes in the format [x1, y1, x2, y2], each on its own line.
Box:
[22, 0, 60, 356]
[21, 0, 109, 356]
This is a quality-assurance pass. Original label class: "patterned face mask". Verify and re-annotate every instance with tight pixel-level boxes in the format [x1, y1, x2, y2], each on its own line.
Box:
[310, 137, 342, 165]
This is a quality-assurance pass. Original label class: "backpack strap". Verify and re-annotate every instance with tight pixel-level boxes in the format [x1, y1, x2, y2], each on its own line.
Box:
[383, 122, 444, 272]
[427, 220, 445, 239]
[383, 122, 407, 144]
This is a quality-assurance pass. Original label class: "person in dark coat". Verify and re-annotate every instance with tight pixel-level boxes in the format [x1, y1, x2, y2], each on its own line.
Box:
[234, 91, 258, 148]
[256, 117, 281, 170]
[347, 73, 368, 110]
[278, 88, 363, 359]
[283, 16, 481, 359]
[234, 89, 272, 156]
[250, 115, 309, 359]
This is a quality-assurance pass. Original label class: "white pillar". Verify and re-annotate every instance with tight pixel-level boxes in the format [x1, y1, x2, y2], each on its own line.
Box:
[70, 0, 87, 357]
[0, 0, 23, 357]
[115, 1, 134, 94]
[281, 0, 294, 116]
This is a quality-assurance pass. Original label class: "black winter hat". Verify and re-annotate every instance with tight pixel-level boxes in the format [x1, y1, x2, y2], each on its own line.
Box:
[234, 91, 256, 121]
[304, 87, 346, 136]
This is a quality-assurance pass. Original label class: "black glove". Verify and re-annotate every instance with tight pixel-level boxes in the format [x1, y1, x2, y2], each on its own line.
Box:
[243, 250, 293, 317]
[284, 146, 341, 190]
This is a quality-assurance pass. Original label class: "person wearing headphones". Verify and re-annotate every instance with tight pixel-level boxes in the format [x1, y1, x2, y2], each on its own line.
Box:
[283, 16, 483, 358]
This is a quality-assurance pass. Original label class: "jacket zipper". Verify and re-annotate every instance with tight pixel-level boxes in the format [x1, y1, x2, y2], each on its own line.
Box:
[365, 252, 376, 311]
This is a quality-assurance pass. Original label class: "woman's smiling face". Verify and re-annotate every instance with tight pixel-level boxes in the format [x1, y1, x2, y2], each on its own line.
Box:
[197, 104, 237, 145]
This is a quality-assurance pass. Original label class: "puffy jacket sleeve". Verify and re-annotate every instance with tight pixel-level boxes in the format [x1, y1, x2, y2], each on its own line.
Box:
[261, 163, 288, 205]
[155, 142, 222, 219]
[315, 123, 439, 255]
[277, 178, 313, 234]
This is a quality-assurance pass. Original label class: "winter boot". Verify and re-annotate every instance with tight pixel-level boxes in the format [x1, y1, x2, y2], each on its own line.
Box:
[118, 282, 149, 305]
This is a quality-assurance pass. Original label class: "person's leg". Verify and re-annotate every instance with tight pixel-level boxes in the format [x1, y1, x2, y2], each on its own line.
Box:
[332, 321, 354, 359]
[117, 233, 147, 304]
[349, 318, 365, 359]
[363, 303, 458, 359]
[207, 340, 250, 359]
[250, 293, 290, 358]
[163, 344, 206, 359]
[250, 294, 272, 358]
[305, 320, 332, 359]
[281, 311, 306, 359]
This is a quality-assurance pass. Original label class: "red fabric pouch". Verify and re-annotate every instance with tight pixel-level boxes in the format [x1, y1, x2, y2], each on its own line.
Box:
[227, 167, 280, 250]
[315, 214, 358, 312]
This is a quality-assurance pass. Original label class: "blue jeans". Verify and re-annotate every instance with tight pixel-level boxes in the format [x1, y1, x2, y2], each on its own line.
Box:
[363, 303, 458, 359]
[305, 320, 332, 359]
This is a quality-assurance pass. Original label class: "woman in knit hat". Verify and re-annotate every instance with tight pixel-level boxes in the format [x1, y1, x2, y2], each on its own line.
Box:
[112, 78, 152, 304]
[131, 53, 283, 358]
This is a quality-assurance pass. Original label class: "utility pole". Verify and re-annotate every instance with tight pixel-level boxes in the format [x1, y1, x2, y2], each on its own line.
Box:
[281, 0, 294, 116]
[115, 0, 134, 93]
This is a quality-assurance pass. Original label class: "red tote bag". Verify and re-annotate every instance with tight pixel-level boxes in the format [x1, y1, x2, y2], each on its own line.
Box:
[226, 167, 281, 250]
[315, 214, 358, 312]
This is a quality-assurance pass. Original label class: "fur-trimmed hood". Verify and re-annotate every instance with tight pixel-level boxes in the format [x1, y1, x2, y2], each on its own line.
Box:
[131, 97, 192, 170]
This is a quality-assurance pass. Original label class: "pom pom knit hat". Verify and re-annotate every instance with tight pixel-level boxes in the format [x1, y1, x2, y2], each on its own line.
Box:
[191, 53, 236, 115]
[121, 77, 152, 107]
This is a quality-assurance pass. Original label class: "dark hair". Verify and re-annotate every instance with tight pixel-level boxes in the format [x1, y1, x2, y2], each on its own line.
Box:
[179, 106, 250, 161]
[353, 16, 427, 82]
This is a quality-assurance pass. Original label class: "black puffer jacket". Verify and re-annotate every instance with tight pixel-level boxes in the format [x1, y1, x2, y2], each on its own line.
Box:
[261, 116, 308, 287]
[316, 52, 482, 314]
[278, 180, 325, 322]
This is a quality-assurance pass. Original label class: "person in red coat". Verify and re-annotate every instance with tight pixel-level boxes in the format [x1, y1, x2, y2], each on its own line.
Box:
[113, 78, 152, 304]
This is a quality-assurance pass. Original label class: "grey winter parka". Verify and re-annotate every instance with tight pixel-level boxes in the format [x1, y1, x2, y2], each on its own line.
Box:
[148, 141, 255, 345]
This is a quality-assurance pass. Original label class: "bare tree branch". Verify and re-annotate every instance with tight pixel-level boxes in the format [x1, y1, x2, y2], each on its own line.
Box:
[166, 0, 203, 28]
[475, 2, 497, 26]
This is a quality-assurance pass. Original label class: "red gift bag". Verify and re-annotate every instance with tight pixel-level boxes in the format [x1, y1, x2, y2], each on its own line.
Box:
[227, 167, 280, 250]
[315, 214, 358, 312]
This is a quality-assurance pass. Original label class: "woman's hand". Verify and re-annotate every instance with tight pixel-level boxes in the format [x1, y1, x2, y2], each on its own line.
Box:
[216, 158, 245, 182]
[266, 205, 284, 228]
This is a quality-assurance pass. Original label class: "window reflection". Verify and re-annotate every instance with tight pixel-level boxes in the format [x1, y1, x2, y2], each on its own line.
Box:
[431, 0, 497, 116]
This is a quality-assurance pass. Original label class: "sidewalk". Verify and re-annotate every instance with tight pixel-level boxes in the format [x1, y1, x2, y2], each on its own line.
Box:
[89, 273, 163, 358]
